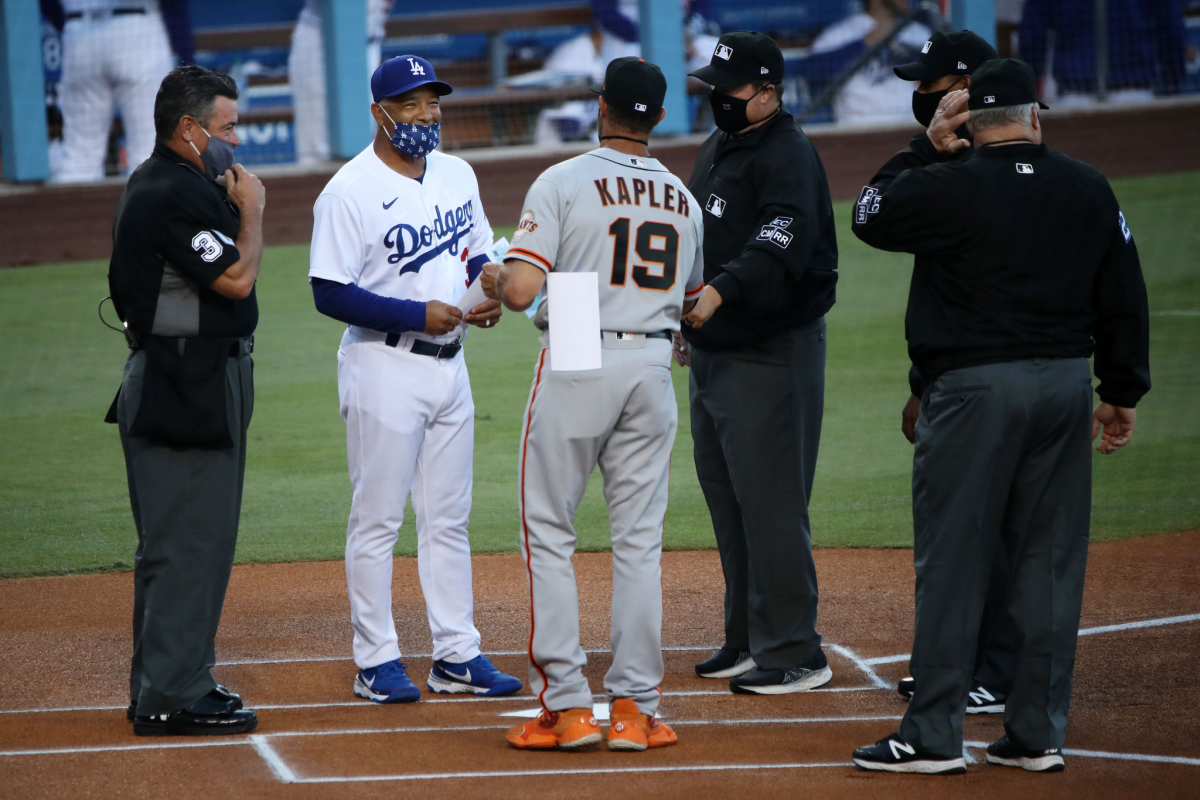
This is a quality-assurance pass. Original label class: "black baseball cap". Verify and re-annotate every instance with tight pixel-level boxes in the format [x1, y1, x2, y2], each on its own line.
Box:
[688, 30, 784, 88]
[591, 57, 667, 116]
[968, 58, 1050, 110]
[893, 30, 998, 82]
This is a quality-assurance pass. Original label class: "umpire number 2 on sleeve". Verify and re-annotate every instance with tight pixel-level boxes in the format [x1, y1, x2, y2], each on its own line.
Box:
[191, 231, 224, 262]
[855, 187, 881, 224]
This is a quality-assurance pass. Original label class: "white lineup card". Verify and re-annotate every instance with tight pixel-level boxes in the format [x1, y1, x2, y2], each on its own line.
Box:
[547, 272, 602, 372]
[457, 237, 511, 313]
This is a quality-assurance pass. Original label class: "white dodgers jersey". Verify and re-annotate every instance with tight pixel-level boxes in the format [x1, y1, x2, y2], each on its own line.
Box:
[308, 146, 493, 342]
[507, 148, 705, 333]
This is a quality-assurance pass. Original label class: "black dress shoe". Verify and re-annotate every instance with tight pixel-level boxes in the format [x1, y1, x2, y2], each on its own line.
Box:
[133, 689, 257, 737]
[128, 684, 242, 721]
[695, 648, 756, 679]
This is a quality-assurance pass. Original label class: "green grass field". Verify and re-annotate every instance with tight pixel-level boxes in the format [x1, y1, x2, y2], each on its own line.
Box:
[2, 171, 1197, 577]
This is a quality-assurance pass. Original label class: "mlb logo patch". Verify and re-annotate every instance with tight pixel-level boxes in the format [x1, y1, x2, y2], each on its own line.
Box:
[922, 41, 932, 54]
[1016, 163, 1034, 174]
[770, 216, 793, 228]
[634, 103, 647, 112]
[630, 157, 646, 167]
[984, 95, 996, 104]
[715, 44, 733, 60]
[706, 194, 726, 218]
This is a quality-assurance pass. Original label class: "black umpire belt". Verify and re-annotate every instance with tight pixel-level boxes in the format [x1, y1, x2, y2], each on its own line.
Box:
[133, 335, 253, 357]
[385, 333, 462, 359]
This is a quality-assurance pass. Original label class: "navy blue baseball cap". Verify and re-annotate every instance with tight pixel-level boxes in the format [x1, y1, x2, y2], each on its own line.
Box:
[371, 55, 453, 103]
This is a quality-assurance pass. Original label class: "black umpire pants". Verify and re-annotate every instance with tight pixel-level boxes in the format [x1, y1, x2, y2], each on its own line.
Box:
[688, 319, 827, 670]
[116, 349, 253, 716]
[899, 358, 1093, 757]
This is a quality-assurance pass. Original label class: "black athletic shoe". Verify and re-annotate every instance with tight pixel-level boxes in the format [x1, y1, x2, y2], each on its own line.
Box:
[852, 733, 967, 774]
[133, 689, 257, 737]
[127, 684, 242, 721]
[895, 677, 1006, 714]
[986, 735, 1065, 772]
[695, 648, 756, 679]
[730, 652, 832, 695]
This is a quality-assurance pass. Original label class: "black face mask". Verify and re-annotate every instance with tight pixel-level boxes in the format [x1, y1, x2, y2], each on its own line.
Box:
[911, 88, 948, 128]
[710, 84, 766, 133]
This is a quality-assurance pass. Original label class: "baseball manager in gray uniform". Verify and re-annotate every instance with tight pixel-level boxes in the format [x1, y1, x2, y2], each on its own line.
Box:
[483, 57, 704, 752]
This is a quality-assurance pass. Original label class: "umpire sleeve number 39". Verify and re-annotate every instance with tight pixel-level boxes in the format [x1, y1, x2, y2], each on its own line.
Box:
[608, 219, 678, 292]
[191, 231, 224, 263]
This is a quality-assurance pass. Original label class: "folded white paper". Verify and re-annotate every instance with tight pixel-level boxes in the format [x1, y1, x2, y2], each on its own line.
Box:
[456, 237, 511, 314]
[547, 273, 602, 372]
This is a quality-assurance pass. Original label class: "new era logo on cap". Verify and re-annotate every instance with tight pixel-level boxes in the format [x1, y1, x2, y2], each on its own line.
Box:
[715, 44, 733, 60]
[634, 102, 647, 111]
[922, 41, 932, 53]
[760, 66, 768, 74]
[984, 95, 995, 103]
[958, 61, 968, 70]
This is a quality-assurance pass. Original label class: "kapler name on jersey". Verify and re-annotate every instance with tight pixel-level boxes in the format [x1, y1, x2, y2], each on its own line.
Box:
[384, 200, 476, 274]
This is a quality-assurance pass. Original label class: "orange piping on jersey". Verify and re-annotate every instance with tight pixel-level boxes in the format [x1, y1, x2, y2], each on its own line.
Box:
[509, 247, 553, 272]
[685, 281, 706, 298]
[521, 349, 552, 712]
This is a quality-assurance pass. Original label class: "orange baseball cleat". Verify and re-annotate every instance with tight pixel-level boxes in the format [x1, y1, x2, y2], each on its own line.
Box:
[506, 708, 602, 750]
[606, 698, 678, 751]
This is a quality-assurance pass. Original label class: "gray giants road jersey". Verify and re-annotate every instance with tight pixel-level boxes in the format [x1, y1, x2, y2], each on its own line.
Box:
[506, 147, 705, 333]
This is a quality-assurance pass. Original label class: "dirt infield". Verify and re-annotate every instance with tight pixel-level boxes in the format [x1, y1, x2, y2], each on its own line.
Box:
[0, 531, 1196, 798]
[2, 101, 1198, 267]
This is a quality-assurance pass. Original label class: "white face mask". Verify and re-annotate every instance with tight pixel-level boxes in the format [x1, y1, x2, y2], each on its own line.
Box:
[189, 122, 236, 178]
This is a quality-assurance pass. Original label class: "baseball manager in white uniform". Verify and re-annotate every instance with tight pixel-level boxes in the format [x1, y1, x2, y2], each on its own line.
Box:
[308, 55, 521, 703]
[484, 57, 704, 752]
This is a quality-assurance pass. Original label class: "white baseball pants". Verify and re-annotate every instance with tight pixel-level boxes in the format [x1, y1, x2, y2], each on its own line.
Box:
[338, 328, 483, 669]
[54, 13, 173, 183]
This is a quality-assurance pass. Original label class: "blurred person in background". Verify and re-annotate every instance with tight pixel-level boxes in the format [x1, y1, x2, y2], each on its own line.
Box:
[1019, 0, 1186, 106]
[42, 0, 193, 183]
[289, 0, 394, 165]
[810, 0, 932, 124]
[533, 0, 718, 145]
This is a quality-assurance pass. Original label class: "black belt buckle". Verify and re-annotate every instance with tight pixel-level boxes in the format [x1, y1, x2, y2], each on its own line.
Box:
[228, 336, 253, 357]
[434, 341, 459, 359]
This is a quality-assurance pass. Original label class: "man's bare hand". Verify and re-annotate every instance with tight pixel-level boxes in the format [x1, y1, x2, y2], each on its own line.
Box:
[901, 394, 921, 444]
[682, 285, 723, 329]
[1092, 402, 1136, 454]
[225, 164, 266, 215]
[926, 89, 972, 154]
[480, 261, 502, 300]
[465, 298, 502, 328]
[672, 331, 690, 367]
[424, 300, 463, 336]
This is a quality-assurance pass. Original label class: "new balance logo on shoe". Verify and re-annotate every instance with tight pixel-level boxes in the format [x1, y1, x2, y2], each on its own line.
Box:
[889, 739, 917, 759]
[969, 686, 996, 705]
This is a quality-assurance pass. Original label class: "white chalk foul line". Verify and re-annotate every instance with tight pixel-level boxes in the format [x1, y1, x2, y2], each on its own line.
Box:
[249, 735, 297, 783]
[827, 645, 891, 690]
[272, 762, 855, 784]
[860, 612, 1200, 668]
[964, 741, 1200, 767]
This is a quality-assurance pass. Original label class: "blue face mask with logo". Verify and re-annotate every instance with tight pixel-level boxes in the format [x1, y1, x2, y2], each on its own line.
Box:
[380, 108, 440, 158]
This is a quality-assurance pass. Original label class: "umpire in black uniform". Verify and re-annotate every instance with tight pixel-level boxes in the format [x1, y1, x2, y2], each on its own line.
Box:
[676, 31, 839, 694]
[849, 59, 1150, 774]
[107, 65, 265, 736]
[881, 30, 1019, 714]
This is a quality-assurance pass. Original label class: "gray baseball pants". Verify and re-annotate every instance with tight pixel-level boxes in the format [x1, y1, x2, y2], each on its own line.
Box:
[899, 358, 1093, 757]
[519, 335, 676, 716]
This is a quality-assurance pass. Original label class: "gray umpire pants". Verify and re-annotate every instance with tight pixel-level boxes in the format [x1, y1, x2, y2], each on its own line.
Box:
[520, 336, 676, 717]
[116, 349, 253, 716]
[899, 358, 1093, 757]
[688, 318, 827, 670]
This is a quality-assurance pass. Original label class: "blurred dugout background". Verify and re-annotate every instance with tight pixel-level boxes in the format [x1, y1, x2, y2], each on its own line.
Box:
[17, 0, 1200, 180]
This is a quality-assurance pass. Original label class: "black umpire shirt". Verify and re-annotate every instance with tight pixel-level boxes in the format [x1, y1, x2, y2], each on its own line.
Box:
[109, 143, 256, 339]
[683, 107, 838, 350]
[852, 141, 1151, 408]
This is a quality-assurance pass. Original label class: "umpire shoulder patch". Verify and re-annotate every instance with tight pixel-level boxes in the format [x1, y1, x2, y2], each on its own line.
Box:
[854, 186, 881, 224]
[1118, 209, 1132, 242]
[191, 231, 224, 262]
[757, 224, 792, 249]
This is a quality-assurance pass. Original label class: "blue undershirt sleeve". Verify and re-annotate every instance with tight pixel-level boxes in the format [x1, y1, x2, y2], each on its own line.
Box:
[466, 252, 488, 285]
[311, 277, 427, 334]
